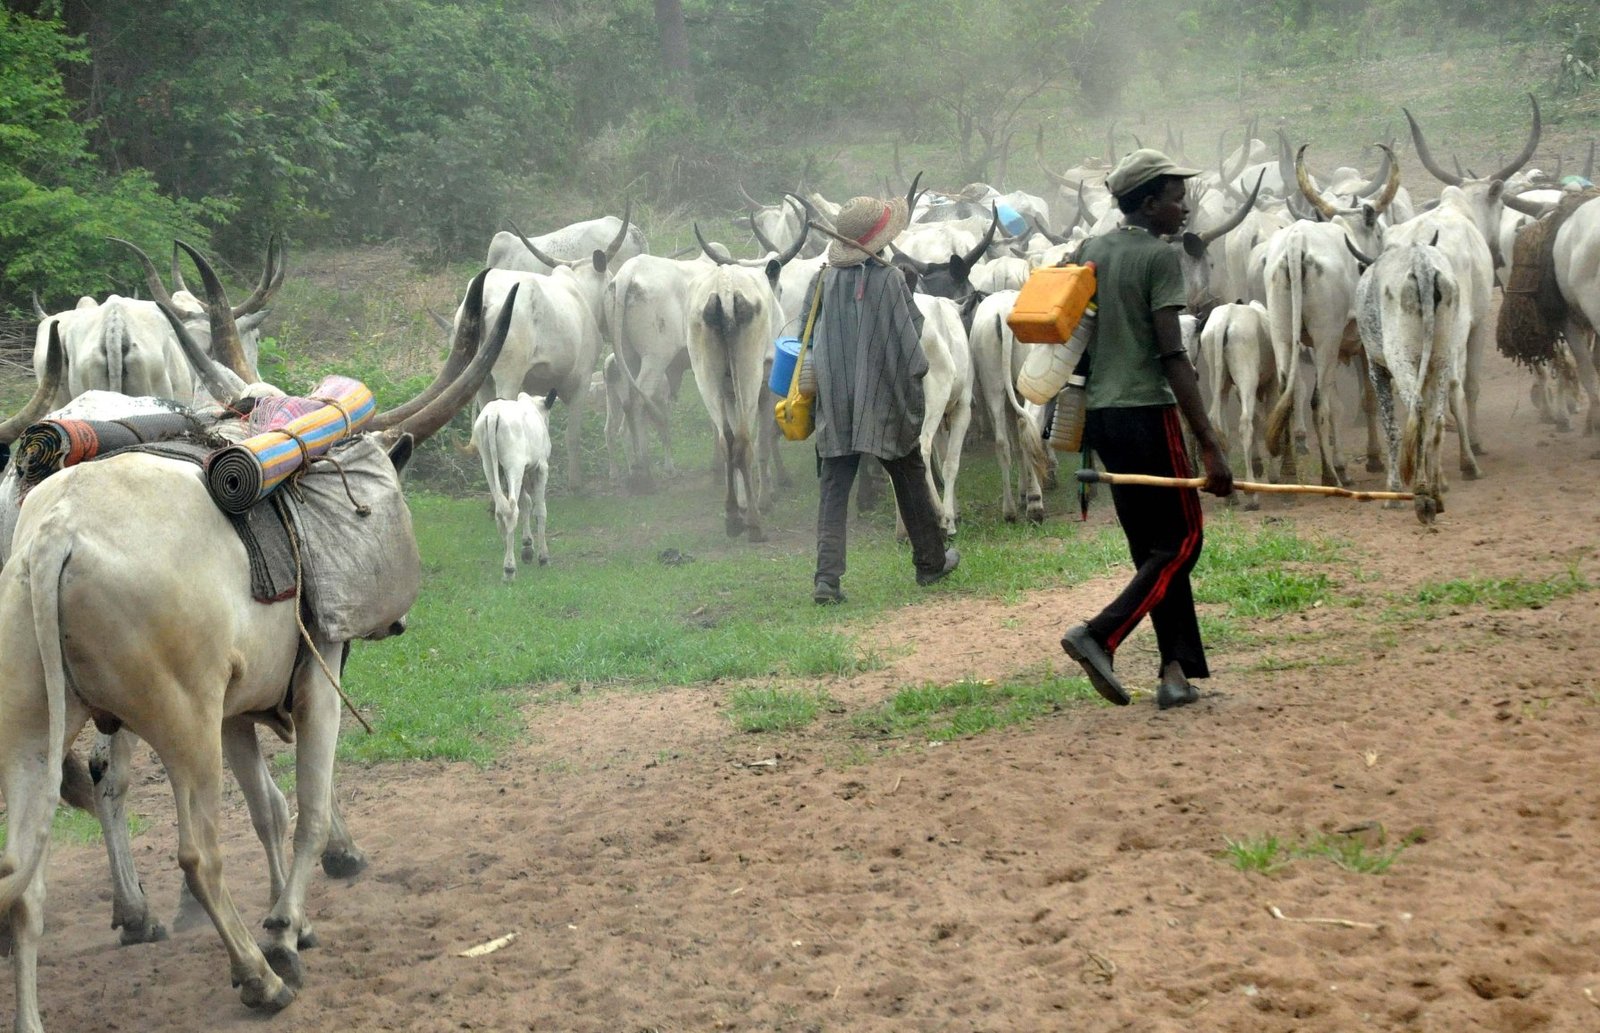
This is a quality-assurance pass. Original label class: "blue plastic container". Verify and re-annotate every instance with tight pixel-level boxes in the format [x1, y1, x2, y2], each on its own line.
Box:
[770, 336, 802, 395]
[995, 202, 1027, 237]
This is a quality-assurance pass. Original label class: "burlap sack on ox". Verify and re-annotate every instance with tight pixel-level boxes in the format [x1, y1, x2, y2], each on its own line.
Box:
[291, 434, 421, 642]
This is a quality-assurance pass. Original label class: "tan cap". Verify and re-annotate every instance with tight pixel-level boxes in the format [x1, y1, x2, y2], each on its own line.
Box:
[1105, 148, 1201, 198]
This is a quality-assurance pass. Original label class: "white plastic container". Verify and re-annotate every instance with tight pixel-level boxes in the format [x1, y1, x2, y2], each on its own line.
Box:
[1048, 375, 1088, 453]
[1017, 302, 1096, 405]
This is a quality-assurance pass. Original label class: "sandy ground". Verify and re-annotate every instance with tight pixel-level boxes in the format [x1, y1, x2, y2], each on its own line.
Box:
[5, 344, 1600, 1033]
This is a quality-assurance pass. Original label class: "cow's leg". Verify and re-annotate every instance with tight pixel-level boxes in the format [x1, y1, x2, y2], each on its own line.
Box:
[517, 462, 538, 566]
[529, 464, 551, 565]
[1294, 345, 1314, 456]
[1309, 348, 1345, 488]
[260, 640, 343, 991]
[1462, 317, 1488, 454]
[1448, 372, 1482, 480]
[761, 388, 789, 499]
[1368, 360, 1406, 510]
[154, 720, 293, 1010]
[499, 460, 525, 579]
[941, 402, 973, 536]
[220, 718, 288, 905]
[87, 730, 168, 944]
[1564, 317, 1600, 437]
[1358, 355, 1383, 473]
[602, 362, 627, 484]
[732, 432, 766, 543]
[1018, 415, 1046, 524]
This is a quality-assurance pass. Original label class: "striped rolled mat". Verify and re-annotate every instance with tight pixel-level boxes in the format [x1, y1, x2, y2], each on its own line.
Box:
[203, 376, 376, 513]
[16, 413, 208, 487]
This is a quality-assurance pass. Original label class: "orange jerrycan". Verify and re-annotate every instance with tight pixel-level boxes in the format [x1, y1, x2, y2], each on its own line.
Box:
[1007, 262, 1096, 345]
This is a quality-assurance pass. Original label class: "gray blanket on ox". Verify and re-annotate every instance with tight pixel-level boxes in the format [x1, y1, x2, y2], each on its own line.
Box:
[93, 435, 420, 641]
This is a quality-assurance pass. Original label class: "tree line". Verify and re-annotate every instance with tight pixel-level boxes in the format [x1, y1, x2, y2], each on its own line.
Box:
[1, 0, 1588, 313]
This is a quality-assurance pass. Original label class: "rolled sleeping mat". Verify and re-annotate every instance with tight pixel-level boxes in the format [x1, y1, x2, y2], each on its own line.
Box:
[204, 376, 375, 513]
[15, 413, 208, 487]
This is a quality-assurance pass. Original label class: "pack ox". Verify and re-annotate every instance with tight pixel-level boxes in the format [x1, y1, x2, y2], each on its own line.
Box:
[0, 263, 511, 1031]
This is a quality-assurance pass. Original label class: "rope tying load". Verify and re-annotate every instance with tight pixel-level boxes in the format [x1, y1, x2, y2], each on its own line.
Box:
[1497, 188, 1600, 370]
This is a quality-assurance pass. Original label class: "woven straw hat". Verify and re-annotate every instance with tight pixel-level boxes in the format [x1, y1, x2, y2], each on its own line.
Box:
[827, 196, 910, 266]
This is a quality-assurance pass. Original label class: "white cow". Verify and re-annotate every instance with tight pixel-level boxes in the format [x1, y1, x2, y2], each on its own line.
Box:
[967, 290, 1053, 523]
[485, 209, 646, 274]
[1201, 302, 1280, 507]
[472, 393, 554, 578]
[906, 294, 973, 537]
[1550, 195, 1600, 435]
[1351, 240, 1463, 521]
[685, 253, 786, 542]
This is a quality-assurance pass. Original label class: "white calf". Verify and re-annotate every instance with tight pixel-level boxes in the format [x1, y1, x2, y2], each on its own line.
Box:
[471, 394, 554, 578]
[967, 290, 1053, 523]
[905, 294, 974, 536]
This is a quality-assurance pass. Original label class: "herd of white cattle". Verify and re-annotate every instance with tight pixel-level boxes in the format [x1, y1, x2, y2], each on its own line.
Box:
[0, 94, 1597, 1030]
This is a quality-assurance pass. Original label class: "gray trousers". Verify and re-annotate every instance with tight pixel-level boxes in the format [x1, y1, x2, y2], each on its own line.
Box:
[815, 451, 945, 587]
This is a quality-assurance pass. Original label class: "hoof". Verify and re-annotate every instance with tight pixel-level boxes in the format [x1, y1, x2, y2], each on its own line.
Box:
[724, 515, 745, 538]
[321, 849, 368, 879]
[264, 944, 305, 990]
[746, 527, 768, 544]
[521, 543, 534, 563]
[1383, 498, 1405, 511]
[1243, 497, 1261, 512]
[502, 566, 517, 581]
[1003, 511, 1019, 524]
[1460, 463, 1481, 481]
[538, 554, 551, 566]
[1027, 509, 1045, 525]
[118, 919, 169, 946]
[239, 974, 295, 1012]
[1366, 456, 1384, 473]
[1043, 471, 1059, 491]
[298, 928, 320, 951]
[1414, 495, 1439, 525]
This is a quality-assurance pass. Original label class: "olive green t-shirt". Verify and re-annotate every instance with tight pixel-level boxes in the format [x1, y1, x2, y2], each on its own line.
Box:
[1077, 226, 1187, 410]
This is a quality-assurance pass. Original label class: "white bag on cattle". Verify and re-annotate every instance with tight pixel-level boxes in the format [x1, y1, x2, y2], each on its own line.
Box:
[290, 435, 422, 641]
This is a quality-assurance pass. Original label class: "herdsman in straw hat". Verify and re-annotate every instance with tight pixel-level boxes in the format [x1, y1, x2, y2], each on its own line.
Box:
[1058, 149, 1233, 709]
[803, 194, 959, 604]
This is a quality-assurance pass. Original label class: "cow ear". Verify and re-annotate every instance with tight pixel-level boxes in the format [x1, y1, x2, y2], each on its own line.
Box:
[387, 432, 415, 475]
[948, 254, 970, 282]
[1362, 204, 1378, 228]
[591, 249, 607, 272]
[1487, 179, 1505, 204]
[1181, 232, 1206, 259]
[764, 257, 782, 284]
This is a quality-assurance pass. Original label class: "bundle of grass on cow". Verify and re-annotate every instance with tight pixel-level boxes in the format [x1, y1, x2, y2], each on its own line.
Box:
[1498, 188, 1600, 369]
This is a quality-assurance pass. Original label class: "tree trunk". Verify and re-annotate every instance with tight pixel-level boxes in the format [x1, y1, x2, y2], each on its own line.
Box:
[653, 0, 696, 112]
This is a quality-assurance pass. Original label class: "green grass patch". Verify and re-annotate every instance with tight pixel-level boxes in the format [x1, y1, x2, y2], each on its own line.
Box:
[854, 667, 1100, 743]
[1193, 516, 1345, 618]
[1223, 827, 1418, 875]
[1409, 566, 1590, 613]
[726, 686, 830, 733]
[0, 808, 149, 852]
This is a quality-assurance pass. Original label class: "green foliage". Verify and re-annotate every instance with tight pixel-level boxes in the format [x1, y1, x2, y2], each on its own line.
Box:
[1407, 566, 1589, 613]
[0, 805, 149, 851]
[853, 668, 1100, 742]
[726, 686, 831, 733]
[1222, 834, 1292, 873]
[1223, 828, 1418, 874]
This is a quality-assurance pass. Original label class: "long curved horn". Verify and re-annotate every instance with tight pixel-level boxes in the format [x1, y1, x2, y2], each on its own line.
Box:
[173, 239, 258, 383]
[603, 201, 632, 262]
[960, 204, 1002, 268]
[508, 220, 567, 270]
[108, 237, 178, 309]
[1502, 191, 1553, 218]
[1200, 169, 1265, 246]
[784, 190, 822, 231]
[1030, 215, 1070, 247]
[171, 244, 191, 295]
[1366, 143, 1401, 215]
[389, 282, 516, 446]
[1343, 235, 1379, 270]
[31, 291, 48, 320]
[693, 223, 735, 265]
[0, 323, 66, 443]
[905, 171, 925, 214]
[1034, 126, 1071, 186]
[1295, 145, 1337, 220]
[1353, 142, 1392, 198]
[737, 181, 764, 212]
[370, 271, 490, 432]
[770, 197, 807, 266]
[1403, 106, 1463, 187]
[155, 299, 248, 407]
[748, 211, 781, 255]
[1489, 93, 1541, 184]
[229, 234, 286, 318]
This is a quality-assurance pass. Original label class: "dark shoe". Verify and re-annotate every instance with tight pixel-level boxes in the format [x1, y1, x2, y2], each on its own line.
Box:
[1156, 680, 1200, 710]
[1060, 624, 1130, 706]
[812, 580, 845, 605]
[916, 548, 961, 587]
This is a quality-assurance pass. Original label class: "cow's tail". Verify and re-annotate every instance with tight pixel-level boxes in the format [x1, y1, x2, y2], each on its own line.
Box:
[607, 280, 669, 426]
[1264, 235, 1305, 458]
[474, 407, 511, 521]
[702, 287, 758, 437]
[102, 302, 126, 394]
[0, 533, 73, 915]
[1401, 250, 1440, 487]
[998, 311, 1051, 477]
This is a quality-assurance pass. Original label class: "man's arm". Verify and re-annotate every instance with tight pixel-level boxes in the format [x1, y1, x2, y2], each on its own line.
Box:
[1153, 306, 1233, 497]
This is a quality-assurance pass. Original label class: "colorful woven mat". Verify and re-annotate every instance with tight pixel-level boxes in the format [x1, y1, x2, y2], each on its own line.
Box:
[203, 376, 375, 513]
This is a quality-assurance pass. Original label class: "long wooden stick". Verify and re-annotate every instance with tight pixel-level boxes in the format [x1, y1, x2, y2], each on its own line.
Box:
[1075, 468, 1413, 502]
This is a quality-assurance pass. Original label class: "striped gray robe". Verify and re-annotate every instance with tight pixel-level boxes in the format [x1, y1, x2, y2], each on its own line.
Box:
[806, 263, 927, 460]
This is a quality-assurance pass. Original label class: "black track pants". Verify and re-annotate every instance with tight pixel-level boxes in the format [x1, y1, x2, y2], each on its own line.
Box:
[1083, 405, 1210, 679]
[816, 451, 945, 587]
